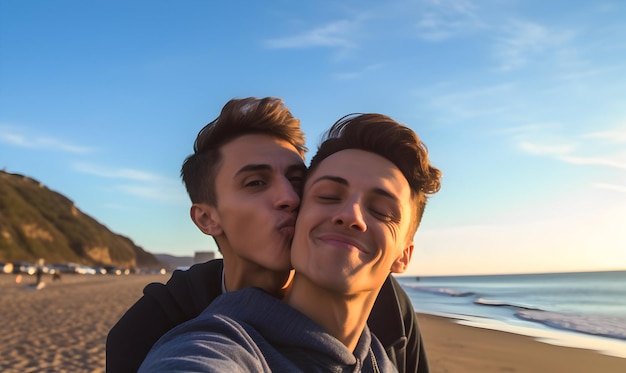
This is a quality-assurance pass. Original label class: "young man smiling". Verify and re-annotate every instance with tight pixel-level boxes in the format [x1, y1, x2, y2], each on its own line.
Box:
[138, 112, 442, 372]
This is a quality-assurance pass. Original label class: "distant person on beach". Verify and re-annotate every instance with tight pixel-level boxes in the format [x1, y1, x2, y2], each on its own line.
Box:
[34, 258, 44, 288]
[107, 98, 430, 372]
[139, 113, 442, 372]
[52, 271, 61, 281]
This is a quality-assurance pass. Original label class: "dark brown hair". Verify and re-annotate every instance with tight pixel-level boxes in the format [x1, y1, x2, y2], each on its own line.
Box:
[181, 97, 307, 205]
[308, 113, 441, 237]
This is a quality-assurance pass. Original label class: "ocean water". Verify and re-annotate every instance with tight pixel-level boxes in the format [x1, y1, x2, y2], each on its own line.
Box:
[397, 270, 626, 358]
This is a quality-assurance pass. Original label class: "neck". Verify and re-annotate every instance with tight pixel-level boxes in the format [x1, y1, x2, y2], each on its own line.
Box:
[284, 275, 379, 351]
[222, 255, 293, 297]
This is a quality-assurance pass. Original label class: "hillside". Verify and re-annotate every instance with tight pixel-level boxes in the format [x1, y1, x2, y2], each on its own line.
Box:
[0, 170, 161, 269]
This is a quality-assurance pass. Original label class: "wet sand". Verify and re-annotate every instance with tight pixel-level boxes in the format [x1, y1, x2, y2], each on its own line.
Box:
[1, 274, 624, 372]
[417, 313, 626, 373]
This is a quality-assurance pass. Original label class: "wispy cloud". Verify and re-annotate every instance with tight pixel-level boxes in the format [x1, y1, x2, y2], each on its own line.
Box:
[72, 162, 186, 203]
[420, 82, 518, 119]
[0, 126, 94, 153]
[333, 64, 381, 80]
[583, 127, 626, 143]
[264, 19, 360, 50]
[516, 126, 626, 170]
[72, 162, 162, 182]
[518, 141, 574, 156]
[559, 155, 626, 170]
[490, 124, 545, 136]
[113, 184, 187, 204]
[414, 0, 483, 42]
[493, 19, 573, 71]
[593, 183, 626, 193]
[428, 82, 515, 103]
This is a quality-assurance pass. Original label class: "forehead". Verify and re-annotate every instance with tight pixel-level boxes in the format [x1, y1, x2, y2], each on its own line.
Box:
[218, 134, 304, 176]
[307, 149, 410, 198]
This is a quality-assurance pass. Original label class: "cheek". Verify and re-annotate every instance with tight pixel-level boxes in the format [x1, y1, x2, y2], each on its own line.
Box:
[290, 227, 309, 271]
[296, 203, 332, 235]
[369, 224, 402, 262]
[387, 225, 400, 243]
[367, 216, 399, 242]
[293, 212, 312, 245]
[296, 198, 322, 226]
[291, 203, 322, 254]
[219, 201, 264, 234]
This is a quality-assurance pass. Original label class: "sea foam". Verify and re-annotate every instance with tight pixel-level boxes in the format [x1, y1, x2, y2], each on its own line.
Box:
[516, 310, 626, 340]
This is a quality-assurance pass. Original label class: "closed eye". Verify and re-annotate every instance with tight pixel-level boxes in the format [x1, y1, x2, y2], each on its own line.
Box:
[370, 209, 394, 222]
[369, 206, 401, 223]
[317, 195, 341, 202]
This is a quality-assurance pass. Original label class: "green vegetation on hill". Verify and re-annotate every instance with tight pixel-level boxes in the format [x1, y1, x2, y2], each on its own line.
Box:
[0, 170, 161, 268]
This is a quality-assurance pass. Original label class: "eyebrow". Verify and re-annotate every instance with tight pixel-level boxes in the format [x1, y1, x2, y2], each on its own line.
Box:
[310, 175, 399, 202]
[235, 163, 307, 177]
[235, 164, 271, 177]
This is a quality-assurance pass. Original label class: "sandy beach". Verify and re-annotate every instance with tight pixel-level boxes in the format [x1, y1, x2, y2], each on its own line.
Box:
[1, 274, 624, 373]
[0, 273, 166, 373]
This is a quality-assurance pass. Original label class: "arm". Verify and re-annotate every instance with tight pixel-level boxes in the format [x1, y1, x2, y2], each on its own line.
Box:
[106, 284, 179, 373]
[106, 260, 224, 372]
[138, 317, 270, 373]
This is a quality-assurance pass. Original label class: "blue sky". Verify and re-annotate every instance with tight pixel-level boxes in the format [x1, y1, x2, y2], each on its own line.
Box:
[1, 0, 625, 276]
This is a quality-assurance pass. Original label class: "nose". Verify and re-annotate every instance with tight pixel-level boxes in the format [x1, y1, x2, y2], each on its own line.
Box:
[331, 200, 367, 232]
[274, 177, 300, 212]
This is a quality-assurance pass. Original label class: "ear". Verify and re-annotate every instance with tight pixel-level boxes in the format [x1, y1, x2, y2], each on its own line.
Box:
[190, 203, 223, 236]
[391, 244, 414, 274]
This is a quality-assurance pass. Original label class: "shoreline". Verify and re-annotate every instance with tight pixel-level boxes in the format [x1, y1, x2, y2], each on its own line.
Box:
[417, 313, 626, 373]
[1, 274, 624, 372]
[416, 309, 626, 359]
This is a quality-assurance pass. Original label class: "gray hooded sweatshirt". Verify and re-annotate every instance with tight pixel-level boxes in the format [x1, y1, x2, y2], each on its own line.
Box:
[139, 287, 397, 372]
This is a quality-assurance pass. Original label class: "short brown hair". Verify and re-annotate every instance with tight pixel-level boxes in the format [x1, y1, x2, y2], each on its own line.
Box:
[308, 113, 441, 237]
[181, 97, 307, 205]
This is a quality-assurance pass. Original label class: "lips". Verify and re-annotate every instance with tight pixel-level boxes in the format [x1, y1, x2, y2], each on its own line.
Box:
[316, 232, 366, 253]
[277, 217, 296, 236]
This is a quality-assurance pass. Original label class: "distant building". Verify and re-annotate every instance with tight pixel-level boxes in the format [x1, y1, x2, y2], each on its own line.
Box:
[194, 251, 216, 264]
